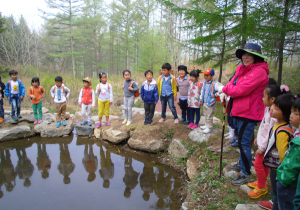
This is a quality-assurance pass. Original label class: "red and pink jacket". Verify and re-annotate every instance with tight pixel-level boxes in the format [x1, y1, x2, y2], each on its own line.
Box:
[222, 61, 269, 121]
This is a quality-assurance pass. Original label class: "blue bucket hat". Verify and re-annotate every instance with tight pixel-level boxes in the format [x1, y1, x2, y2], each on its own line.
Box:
[236, 43, 267, 60]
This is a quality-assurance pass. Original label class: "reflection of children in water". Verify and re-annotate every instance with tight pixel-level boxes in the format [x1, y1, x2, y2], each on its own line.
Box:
[57, 143, 75, 184]
[154, 168, 172, 208]
[0, 150, 16, 195]
[123, 157, 140, 198]
[139, 162, 155, 201]
[82, 144, 98, 182]
[99, 146, 114, 188]
[36, 144, 51, 179]
[15, 149, 34, 187]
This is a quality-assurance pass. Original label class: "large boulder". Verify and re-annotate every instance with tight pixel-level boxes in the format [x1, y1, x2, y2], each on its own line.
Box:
[186, 157, 202, 181]
[6, 115, 35, 124]
[235, 204, 261, 210]
[94, 128, 101, 139]
[75, 122, 95, 136]
[128, 138, 164, 153]
[101, 128, 130, 144]
[40, 120, 74, 138]
[168, 139, 189, 158]
[0, 125, 35, 142]
[188, 128, 218, 143]
[34, 113, 56, 133]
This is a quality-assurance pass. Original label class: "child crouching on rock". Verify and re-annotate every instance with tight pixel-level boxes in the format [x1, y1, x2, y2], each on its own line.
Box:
[28, 77, 45, 124]
[78, 77, 95, 126]
[50, 76, 70, 128]
[140, 70, 159, 125]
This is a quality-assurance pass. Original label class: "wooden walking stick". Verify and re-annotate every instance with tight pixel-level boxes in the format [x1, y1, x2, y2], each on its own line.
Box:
[219, 100, 227, 178]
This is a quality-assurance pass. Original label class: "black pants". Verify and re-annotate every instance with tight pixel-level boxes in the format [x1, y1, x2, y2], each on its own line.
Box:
[144, 102, 156, 119]
[179, 99, 190, 121]
[270, 168, 279, 210]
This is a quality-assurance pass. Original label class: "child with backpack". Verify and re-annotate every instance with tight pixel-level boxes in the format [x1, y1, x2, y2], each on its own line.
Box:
[176, 65, 190, 125]
[199, 68, 223, 134]
[95, 73, 113, 128]
[78, 77, 95, 126]
[140, 70, 159, 125]
[0, 75, 5, 124]
[122, 69, 139, 126]
[4, 70, 26, 121]
[50, 76, 71, 128]
[28, 77, 45, 124]
[187, 70, 203, 130]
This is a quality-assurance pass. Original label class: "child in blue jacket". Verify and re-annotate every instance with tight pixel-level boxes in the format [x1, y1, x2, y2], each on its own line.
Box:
[5, 70, 25, 121]
[140, 70, 159, 125]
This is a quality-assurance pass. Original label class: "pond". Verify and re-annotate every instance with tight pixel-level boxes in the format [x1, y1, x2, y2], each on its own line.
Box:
[0, 133, 182, 210]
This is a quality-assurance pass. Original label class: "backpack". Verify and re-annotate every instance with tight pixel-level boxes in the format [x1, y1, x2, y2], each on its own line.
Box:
[97, 83, 110, 96]
[54, 86, 65, 93]
[211, 81, 220, 102]
[124, 80, 139, 97]
[189, 81, 203, 90]
[263, 124, 296, 169]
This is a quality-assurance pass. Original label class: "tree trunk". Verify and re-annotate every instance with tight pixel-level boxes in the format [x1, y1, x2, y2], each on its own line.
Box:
[219, 0, 227, 83]
[70, 0, 75, 79]
[241, 0, 247, 47]
[94, 29, 98, 76]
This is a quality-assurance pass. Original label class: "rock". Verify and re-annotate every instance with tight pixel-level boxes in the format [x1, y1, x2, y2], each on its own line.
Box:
[188, 128, 218, 143]
[168, 139, 189, 158]
[40, 120, 74, 138]
[240, 184, 252, 194]
[42, 107, 49, 114]
[75, 122, 95, 136]
[181, 202, 190, 210]
[6, 115, 35, 124]
[102, 128, 130, 144]
[199, 116, 222, 126]
[235, 204, 261, 210]
[63, 135, 69, 137]
[94, 128, 101, 139]
[223, 167, 238, 179]
[20, 110, 33, 115]
[0, 125, 35, 142]
[186, 157, 202, 181]
[251, 166, 256, 176]
[43, 113, 56, 124]
[128, 138, 164, 153]
[208, 141, 232, 153]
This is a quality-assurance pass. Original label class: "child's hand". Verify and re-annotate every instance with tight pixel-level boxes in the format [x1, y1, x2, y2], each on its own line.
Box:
[21, 96, 24, 100]
[109, 102, 112, 105]
[199, 102, 202, 107]
[211, 94, 215, 98]
[176, 83, 179, 87]
[155, 102, 157, 104]
[128, 86, 133, 91]
[7, 97, 9, 99]
[97, 87, 101, 93]
[174, 97, 177, 101]
[256, 149, 264, 157]
[254, 138, 257, 146]
[92, 106, 95, 109]
[78, 102, 82, 107]
[31, 95, 36, 99]
[122, 86, 124, 90]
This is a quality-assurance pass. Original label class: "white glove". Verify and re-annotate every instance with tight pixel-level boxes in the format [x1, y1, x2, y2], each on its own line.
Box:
[219, 93, 228, 103]
[217, 86, 224, 94]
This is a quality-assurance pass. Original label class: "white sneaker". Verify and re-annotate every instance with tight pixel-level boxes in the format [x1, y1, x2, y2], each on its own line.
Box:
[200, 125, 207, 130]
[224, 132, 230, 137]
[126, 121, 132, 126]
[225, 135, 234, 139]
[203, 127, 211, 134]
[122, 119, 127, 124]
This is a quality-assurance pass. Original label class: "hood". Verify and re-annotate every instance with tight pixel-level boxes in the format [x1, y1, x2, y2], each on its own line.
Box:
[144, 79, 156, 85]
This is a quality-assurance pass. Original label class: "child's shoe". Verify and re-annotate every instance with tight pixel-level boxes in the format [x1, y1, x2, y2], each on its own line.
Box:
[144, 118, 149, 125]
[180, 118, 185, 123]
[126, 121, 131, 126]
[38, 119, 42, 124]
[56, 122, 61, 128]
[96, 122, 101, 128]
[17, 115, 22, 118]
[191, 124, 198, 130]
[148, 118, 153, 124]
[174, 119, 179, 124]
[105, 122, 111, 126]
[248, 181, 258, 189]
[203, 127, 210, 134]
[200, 125, 207, 130]
[257, 200, 273, 210]
[231, 140, 239, 147]
[88, 121, 92, 126]
[34, 120, 38, 125]
[0, 117, 4, 124]
[12, 116, 18, 121]
[187, 123, 193, 129]
[158, 118, 166, 123]
[81, 121, 87, 125]
[248, 186, 268, 199]
[184, 120, 190, 125]
[230, 136, 238, 144]
[122, 119, 127, 124]
[62, 121, 67, 126]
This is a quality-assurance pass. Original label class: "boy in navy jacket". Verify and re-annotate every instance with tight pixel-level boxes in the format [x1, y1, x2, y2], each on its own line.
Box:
[140, 70, 159, 125]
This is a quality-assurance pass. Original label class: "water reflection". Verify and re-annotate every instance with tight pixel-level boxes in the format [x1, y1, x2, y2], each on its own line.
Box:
[15, 149, 34, 187]
[58, 143, 75, 184]
[82, 144, 98, 182]
[0, 150, 16, 193]
[99, 146, 114, 188]
[36, 144, 51, 179]
[123, 157, 140, 198]
[140, 162, 156, 201]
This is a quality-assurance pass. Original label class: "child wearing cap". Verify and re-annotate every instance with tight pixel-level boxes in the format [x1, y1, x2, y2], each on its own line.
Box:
[50, 76, 71, 128]
[78, 77, 95, 126]
[200, 68, 224, 133]
[176, 65, 190, 125]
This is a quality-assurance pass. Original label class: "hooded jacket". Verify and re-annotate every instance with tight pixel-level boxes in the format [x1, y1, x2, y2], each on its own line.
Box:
[5, 79, 26, 104]
[140, 79, 159, 104]
[222, 61, 269, 121]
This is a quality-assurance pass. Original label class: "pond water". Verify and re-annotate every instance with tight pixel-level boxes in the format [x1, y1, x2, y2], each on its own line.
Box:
[0, 133, 182, 210]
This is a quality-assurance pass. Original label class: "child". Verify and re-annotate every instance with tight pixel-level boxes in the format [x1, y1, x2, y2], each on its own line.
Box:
[247, 85, 280, 199]
[122, 70, 139, 126]
[0, 75, 5, 123]
[28, 77, 45, 125]
[50, 76, 71, 128]
[4, 70, 25, 121]
[140, 70, 159, 125]
[187, 69, 203, 130]
[157, 63, 179, 124]
[276, 96, 300, 210]
[78, 77, 95, 126]
[176, 65, 190, 125]
[95, 73, 113, 128]
[200, 68, 223, 134]
[262, 93, 295, 210]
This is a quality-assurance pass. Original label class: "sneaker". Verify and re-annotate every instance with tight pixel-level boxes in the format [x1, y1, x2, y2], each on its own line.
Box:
[231, 171, 252, 186]
[148, 118, 153, 124]
[144, 118, 149, 125]
[34, 120, 38, 125]
[228, 163, 241, 172]
[230, 136, 238, 144]
[225, 134, 234, 139]
[62, 121, 67, 126]
[81, 121, 87, 125]
[203, 127, 210, 134]
[96, 122, 101, 128]
[56, 122, 61, 128]
[174, 119, 179, 124]
[191, 124, 198, 130]
[200, 125, 207, 130]
[248, 186, 268, 199]
[224, 132, 230, 137]
[17, 115, 22, 118]
[122, 119, 127, 124]
[38, 119, 42, 124]
[180, 118, 185, 123]
[88, 121, 92, 126]
[257, 200, 273, 210]
[184, 120, 190, 125]
[187, 123, 193, 129]
[248, 181, 258, 188]
[126, 121, 131, 126]
[12, 116, 18, 121]
[231, 140, 239, 147]
[159, 118, 166, 123]
[0, 117, 3, 124]
[106, 122, 111, 126]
